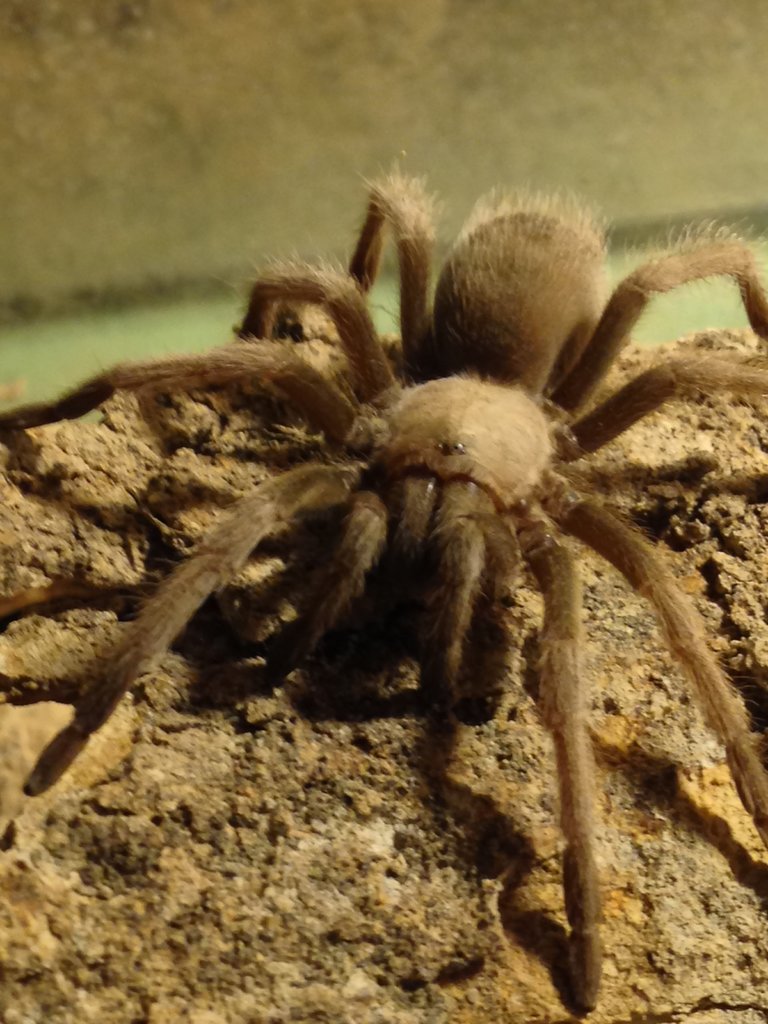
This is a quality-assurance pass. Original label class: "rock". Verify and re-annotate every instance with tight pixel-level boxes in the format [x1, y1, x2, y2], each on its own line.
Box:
[0, 331, 766, 1023]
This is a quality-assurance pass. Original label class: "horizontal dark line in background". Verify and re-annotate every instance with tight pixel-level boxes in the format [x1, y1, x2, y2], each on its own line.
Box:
[0, 272, 245, 328]
[609, 203, 768, 246]
[2, 203, 768, 326]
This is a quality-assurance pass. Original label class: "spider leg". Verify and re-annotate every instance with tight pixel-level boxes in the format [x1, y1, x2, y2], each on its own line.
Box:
[24, 463, 357, 797]
[552, 230, 768, 413]
[392, 475, 439, 555]
[553, 494, 768, 848]
[421, 481, 490, 703]
[521, 524, 602, 1012]
[265, 490, 388, 683]
[348, 173, 436, 379]
[562, 350, 768, 457]
[238, 263, 396, 402]
[484, 512, 523, 604]
[0, 342, 359, 443]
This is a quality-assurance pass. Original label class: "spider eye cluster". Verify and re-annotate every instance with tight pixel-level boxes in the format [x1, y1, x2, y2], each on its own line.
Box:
[438, 440, 467, 455]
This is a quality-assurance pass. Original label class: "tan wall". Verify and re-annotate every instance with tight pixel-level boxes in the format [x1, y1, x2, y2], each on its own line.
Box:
[3, 0, 768, 314]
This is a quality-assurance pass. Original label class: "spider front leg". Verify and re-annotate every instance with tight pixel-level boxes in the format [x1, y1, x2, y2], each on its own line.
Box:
[556, 496, 768, 848]
[264, 490, 388, 684]
[522, 525, 602, 1012]
[24, 463, 356, 796]
[391, 476, 439, 554]
[421, 480, 523, 704]
[562, 350, 768, 457]
[553, 230, 768, 412]
[348, 173, 436, 379]
[238, 264, 396, 403]
[0, 342, 358, 443]
[421, 481, 489, 703]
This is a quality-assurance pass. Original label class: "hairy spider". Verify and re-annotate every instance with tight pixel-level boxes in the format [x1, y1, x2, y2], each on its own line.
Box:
[3, 174, 768, 1012]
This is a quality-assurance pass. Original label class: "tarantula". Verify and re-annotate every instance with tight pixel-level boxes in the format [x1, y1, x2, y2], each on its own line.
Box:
[4, 174, 768, 1011]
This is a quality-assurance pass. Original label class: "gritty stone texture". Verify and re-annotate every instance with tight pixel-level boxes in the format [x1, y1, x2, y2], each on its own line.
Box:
[3, 0, 768, 314]
[0, 330, 767, 1023]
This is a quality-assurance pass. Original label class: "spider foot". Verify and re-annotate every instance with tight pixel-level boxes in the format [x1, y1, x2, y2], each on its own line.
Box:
[569, 928, 601, 1013]
[24, 720, 90, 796]
[262, 621, 306, 688]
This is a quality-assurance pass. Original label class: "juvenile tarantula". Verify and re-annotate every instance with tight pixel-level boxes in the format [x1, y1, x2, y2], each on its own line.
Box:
[4, 174, 768, 1011]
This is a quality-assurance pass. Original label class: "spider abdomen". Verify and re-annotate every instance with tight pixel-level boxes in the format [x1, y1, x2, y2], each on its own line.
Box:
[432, 202, 606, 394]
[380, 376, 552, 507]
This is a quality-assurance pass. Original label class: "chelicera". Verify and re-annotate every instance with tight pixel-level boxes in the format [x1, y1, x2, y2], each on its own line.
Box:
[3, 174, 768, 1011]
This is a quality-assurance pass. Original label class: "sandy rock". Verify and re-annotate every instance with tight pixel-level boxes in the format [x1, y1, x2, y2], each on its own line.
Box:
[0, 331, 766, 1023]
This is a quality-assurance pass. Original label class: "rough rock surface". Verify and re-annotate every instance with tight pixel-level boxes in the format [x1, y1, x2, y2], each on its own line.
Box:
[0, 329, 767, 1023]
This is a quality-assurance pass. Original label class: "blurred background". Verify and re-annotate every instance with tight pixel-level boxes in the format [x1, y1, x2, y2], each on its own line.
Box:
[2, 0, 768, 405]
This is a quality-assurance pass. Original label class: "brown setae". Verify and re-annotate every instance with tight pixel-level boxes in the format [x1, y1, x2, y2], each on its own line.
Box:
[2, 174, 768, 1012]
